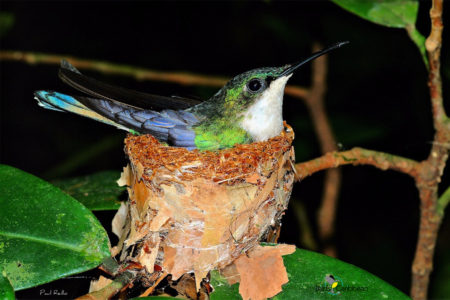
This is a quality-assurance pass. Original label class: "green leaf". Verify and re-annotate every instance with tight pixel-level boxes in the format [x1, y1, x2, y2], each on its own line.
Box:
[0, 165, 111, 291]
[53, 171, 125, 211]
[210, 270, 240, 300]
[210, 247, 410, 299]
[0, 12, 14, 38]
[405, 25, 428, 69]
[437, 186, 450, 216]
[332, 0, 428, 68]
[331, 0, 418, 28]
[0, 273, 14, 300]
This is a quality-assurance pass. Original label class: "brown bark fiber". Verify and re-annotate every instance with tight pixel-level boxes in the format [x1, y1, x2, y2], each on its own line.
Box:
[112, 125, 296, 299]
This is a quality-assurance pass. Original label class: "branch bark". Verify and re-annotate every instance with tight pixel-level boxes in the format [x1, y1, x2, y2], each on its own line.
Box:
[295, 148, 420, 180]
[0, 50, 310, 99]
[410, 1, 449, 299]
[75, 271, 133, 300]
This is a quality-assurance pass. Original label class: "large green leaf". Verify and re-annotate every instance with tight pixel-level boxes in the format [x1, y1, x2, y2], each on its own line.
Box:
[332, 0, 428, 68]
[0, 165, 111, 291]
[211, 247, 410, 299]
[210, 270, 240, 300]
[331, 0, 418, 28]
[0, 273, 14, 300]
[53, 171, 125, 211]
[405, 25, 428, 69]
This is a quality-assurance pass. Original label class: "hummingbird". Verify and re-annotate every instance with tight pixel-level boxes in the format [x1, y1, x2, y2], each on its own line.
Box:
[35, 42, 348, 151]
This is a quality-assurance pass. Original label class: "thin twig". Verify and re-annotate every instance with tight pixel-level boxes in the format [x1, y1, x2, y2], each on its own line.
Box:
[410, 1, 449, 299]
[76, 272, 133, 300]
[302, 43, 342, 257]
[295, 147, 421, 180]
[0, 50, 309, 99]
[291, 200, 318, 250]
[139, 272, 168, 297]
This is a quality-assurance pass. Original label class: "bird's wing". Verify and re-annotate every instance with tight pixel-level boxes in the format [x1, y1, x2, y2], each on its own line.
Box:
[35, 91, 199, 148]
[58, 60, 202, 111]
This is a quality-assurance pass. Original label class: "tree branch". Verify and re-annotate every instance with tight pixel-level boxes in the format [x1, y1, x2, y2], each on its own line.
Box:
[295, 147, 420, 180]
[75, 271, 133, 300]
[411, 1, 449, 299]
[302, 43, 342, 257]
[0, 50, 310, 99]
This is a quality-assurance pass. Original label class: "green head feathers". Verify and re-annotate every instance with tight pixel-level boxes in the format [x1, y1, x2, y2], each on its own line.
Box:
[188, 41, 350, 150]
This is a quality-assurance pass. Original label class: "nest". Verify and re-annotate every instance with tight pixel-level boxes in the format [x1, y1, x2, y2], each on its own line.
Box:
[112, 123, 296, 299]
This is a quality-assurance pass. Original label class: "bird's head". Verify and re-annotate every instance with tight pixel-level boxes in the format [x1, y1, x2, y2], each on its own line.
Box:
[213, 41, 349, 116]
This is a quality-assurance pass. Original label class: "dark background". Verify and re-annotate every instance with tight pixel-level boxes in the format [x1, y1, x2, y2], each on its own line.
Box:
[1, 0, 449, 298]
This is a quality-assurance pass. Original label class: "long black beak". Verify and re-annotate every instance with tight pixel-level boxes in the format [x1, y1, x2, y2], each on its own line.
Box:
[278, 41, 349, 78]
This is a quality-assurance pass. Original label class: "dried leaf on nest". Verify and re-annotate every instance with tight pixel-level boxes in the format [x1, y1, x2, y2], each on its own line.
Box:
[117, 165, 131, 187]
[245, 173, 261, 184]
[220, 263, 240, 285]
[89, 276, 113, 293]
[116, 125, 296, 299]
[137, 237, 160, 274]
[169, 273, 209, 300]
[112, 202, 128, 238]
[232, 244, 295, 300]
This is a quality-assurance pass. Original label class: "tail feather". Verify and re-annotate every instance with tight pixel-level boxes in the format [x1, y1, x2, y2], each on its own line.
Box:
[34, 91, 129, 131]
[36, 98, 65, 112]
[35, 90, 200, 148]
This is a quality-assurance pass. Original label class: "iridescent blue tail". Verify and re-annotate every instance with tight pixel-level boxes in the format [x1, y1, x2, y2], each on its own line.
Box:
[34, 91, 128, 130]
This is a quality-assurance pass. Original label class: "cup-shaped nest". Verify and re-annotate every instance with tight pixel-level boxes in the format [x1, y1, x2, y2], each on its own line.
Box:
[113, 123, 295, 291]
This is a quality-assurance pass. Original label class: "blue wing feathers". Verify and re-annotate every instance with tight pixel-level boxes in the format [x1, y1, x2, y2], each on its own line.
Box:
[142, 120, 171, 133]
[100, 99, 126, 115]
[115, 111, 143, 130]
[176, 110, 199, 125]
[160, 110, 189, 126]
[148, 117, 176, 128]
[169, 125, 196, 140]
[130, 110, 159, 123]
[171, 140, 196, 147]
[35, 90, 199, 149]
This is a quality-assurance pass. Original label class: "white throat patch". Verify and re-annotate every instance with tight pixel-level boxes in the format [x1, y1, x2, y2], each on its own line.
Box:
[240, 75, 291, 142]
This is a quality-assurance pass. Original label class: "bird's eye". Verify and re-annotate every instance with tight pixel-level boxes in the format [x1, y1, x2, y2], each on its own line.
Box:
[247, 78, 264, 93]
